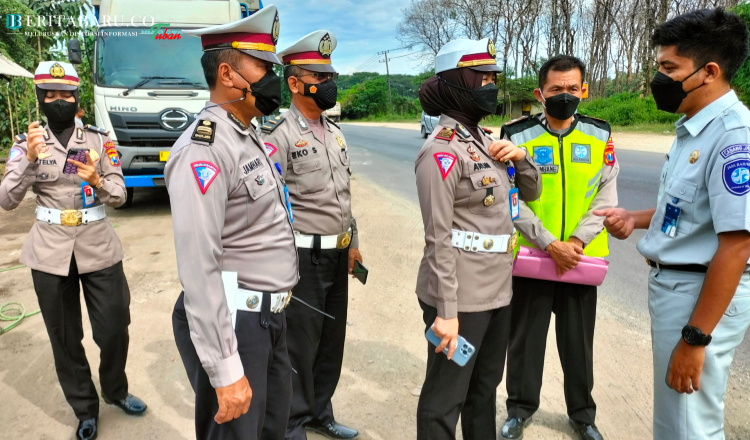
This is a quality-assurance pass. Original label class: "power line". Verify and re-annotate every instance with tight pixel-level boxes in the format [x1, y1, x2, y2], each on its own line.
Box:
[354, 53, 379, 71]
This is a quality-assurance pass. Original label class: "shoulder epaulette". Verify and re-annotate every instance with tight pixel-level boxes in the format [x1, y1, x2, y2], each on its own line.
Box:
[14, 133, 27, 144]
[501, 114, 541, 138]
[191, 119, 216, 144]
[434, 126, 456, 141]
[325, 117, 340, 129]
[455, 123, 471, 139]
[577, 114, 611, 132]
[83, 124, 110, 136]
[260, 114, 287, 134]
[503, 115, 531, 127]
[481, 127, 493, 134]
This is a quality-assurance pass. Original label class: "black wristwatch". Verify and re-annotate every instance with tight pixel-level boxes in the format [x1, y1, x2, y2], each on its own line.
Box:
[682, 325, 712, 346]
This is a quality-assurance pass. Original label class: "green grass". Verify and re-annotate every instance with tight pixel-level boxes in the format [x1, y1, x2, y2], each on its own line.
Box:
[342, 113, 420, 123]
[610, 123, 675, 134]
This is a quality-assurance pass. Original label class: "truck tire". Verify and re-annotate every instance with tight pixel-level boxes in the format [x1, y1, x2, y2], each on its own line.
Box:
[116, 187, 134, 209]
[421, 125, 428, 139]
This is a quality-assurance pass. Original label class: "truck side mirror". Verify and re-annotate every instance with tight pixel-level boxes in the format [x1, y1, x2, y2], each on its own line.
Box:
[68, 39, 83, 65]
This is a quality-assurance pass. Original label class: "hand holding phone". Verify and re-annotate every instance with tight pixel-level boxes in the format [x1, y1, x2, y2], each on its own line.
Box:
[64, 148, 88, 174]
[425, 325, 475, 367]
[352, 260, 368, 285]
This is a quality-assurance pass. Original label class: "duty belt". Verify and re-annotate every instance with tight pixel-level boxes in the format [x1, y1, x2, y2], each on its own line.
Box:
[451, 229, 517, 254]
[36, 205, 106, 227]
[295, 229, 352, 250]
[646, 259, 708, 273]
[221, 272, 291, 329]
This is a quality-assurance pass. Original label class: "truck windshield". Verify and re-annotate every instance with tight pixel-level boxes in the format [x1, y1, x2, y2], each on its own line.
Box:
[96, 27, 208, 89]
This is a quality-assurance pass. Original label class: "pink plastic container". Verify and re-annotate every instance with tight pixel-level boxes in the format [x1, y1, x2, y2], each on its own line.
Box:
[512, 246, 609, 286]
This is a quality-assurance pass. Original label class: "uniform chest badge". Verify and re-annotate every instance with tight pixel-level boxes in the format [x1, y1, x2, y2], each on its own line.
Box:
[480, 176, 496, 186]
[470, 152, 481, 162]
[89, 149, 100, 162]
[483, 194, 495, 206]
[295, 139, 308, 148]
[255, 175, 265, 185]
[689, 150, 700, 164]
[336, 135, 346, 150]
[38, 146, 52, 159]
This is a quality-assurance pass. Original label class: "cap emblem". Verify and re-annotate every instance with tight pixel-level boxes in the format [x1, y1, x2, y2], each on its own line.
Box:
[319, 33, 333, 58]
[271, 12, 280, 45]
[49, 63, 65, 78]
[488, 41, 496, 59]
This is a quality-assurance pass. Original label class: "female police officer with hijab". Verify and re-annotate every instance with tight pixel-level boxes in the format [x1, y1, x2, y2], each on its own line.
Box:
[414, 39, 541, 440]
[0, 61, 145, 440]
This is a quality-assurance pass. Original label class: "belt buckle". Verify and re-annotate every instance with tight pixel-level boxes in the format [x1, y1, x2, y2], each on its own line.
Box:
[507, 234, 518, 253]
[336, 231, 351, 249]
[60, 209, 82, 227]
[284, 291, 293, 309]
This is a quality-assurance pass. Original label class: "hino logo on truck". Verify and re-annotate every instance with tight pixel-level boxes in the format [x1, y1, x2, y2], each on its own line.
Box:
[161, 109, 190, 131]
[111, 106, 137, 112]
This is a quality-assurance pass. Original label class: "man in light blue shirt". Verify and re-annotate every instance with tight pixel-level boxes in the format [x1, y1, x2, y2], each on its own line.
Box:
[596, 8, 750, 439]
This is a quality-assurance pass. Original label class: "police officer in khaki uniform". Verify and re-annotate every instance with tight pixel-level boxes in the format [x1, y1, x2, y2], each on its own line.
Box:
[166, 7, 299, 440]
[0, 61, 146, 440]
[415, 38, 541, 440]
[261, 30, 360, 440]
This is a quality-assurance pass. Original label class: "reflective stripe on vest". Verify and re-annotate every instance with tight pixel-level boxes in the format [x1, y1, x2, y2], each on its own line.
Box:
[508, 118, 610, 257]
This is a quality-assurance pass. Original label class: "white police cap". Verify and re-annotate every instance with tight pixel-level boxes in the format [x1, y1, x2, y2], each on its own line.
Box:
[34, 61, 79, 90]
[278, 30, 337, 73]
[435, 38, 501, 74]
[183, 5, 282, 65]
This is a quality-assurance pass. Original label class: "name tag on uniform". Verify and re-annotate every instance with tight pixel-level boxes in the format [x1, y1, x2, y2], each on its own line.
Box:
[81, 182, 95, 208]
[661, 203, 680, 238]
[509, 187, 519, 221]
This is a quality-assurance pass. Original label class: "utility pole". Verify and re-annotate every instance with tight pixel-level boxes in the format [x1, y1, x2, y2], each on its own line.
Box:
[378, 50, 394, 116]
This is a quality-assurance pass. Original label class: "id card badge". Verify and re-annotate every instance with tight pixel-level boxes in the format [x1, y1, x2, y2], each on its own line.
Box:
[661, 203, 681, 238]
[509, 187, 520, 221]
[283, 185, 294, 223]
[81, 183, 95, 208]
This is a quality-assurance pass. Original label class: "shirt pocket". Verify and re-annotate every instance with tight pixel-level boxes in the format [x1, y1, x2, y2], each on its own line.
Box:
[292, 158, 326, 196]
[664, 178, 698, 235]
[35, 166, 60, 185]
[467, 169, 504, 216]
[243, 168, 278, 225]
[339, 149, 351, 175]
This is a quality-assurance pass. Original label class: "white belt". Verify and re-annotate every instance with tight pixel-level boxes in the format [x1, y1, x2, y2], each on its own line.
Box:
[35, 205, 106, 226]
[294, 229, 352, 250]
[451, 229, 517, 254]
[222, 272, 291, 329]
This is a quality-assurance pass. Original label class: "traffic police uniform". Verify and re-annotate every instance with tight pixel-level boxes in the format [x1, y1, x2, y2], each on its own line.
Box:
[0, 62, 141, 433]
[501, 113, 619, 431]
[261, 30, 360, 440]
[165, 7, 299, 440]
[637, 90, 750, 439]
[415, 39, 542, 440]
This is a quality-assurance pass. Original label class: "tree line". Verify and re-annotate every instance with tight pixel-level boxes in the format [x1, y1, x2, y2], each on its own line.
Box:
[397, 0, 747, 100]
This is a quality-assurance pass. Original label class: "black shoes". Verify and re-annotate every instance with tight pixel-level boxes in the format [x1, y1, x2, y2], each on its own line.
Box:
[76, 417, 98, 440]
[501, 416, 532, 439]
[103, 393, 148, 416]
[307, 421, 359, 439]
[569, 419, 604, 440]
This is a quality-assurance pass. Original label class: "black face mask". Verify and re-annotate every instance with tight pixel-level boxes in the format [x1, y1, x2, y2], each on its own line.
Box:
[41, 99, 78, 127]
[470, 83, 500, 115]
[650, 65, 706, 113]
[541, 92, 580, 120]
[440, 77, 499, 117]
[233, 68, 282, 116]
[301, 78, 338, 110]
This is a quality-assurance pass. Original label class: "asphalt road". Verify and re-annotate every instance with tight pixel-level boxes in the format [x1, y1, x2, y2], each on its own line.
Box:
[340, 124, 750, 371]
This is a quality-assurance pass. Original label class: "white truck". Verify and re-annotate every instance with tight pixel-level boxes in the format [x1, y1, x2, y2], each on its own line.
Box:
[71, 0, 260, 207]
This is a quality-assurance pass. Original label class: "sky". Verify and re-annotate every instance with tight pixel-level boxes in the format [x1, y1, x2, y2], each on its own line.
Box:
[268, 0, 433, 76]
